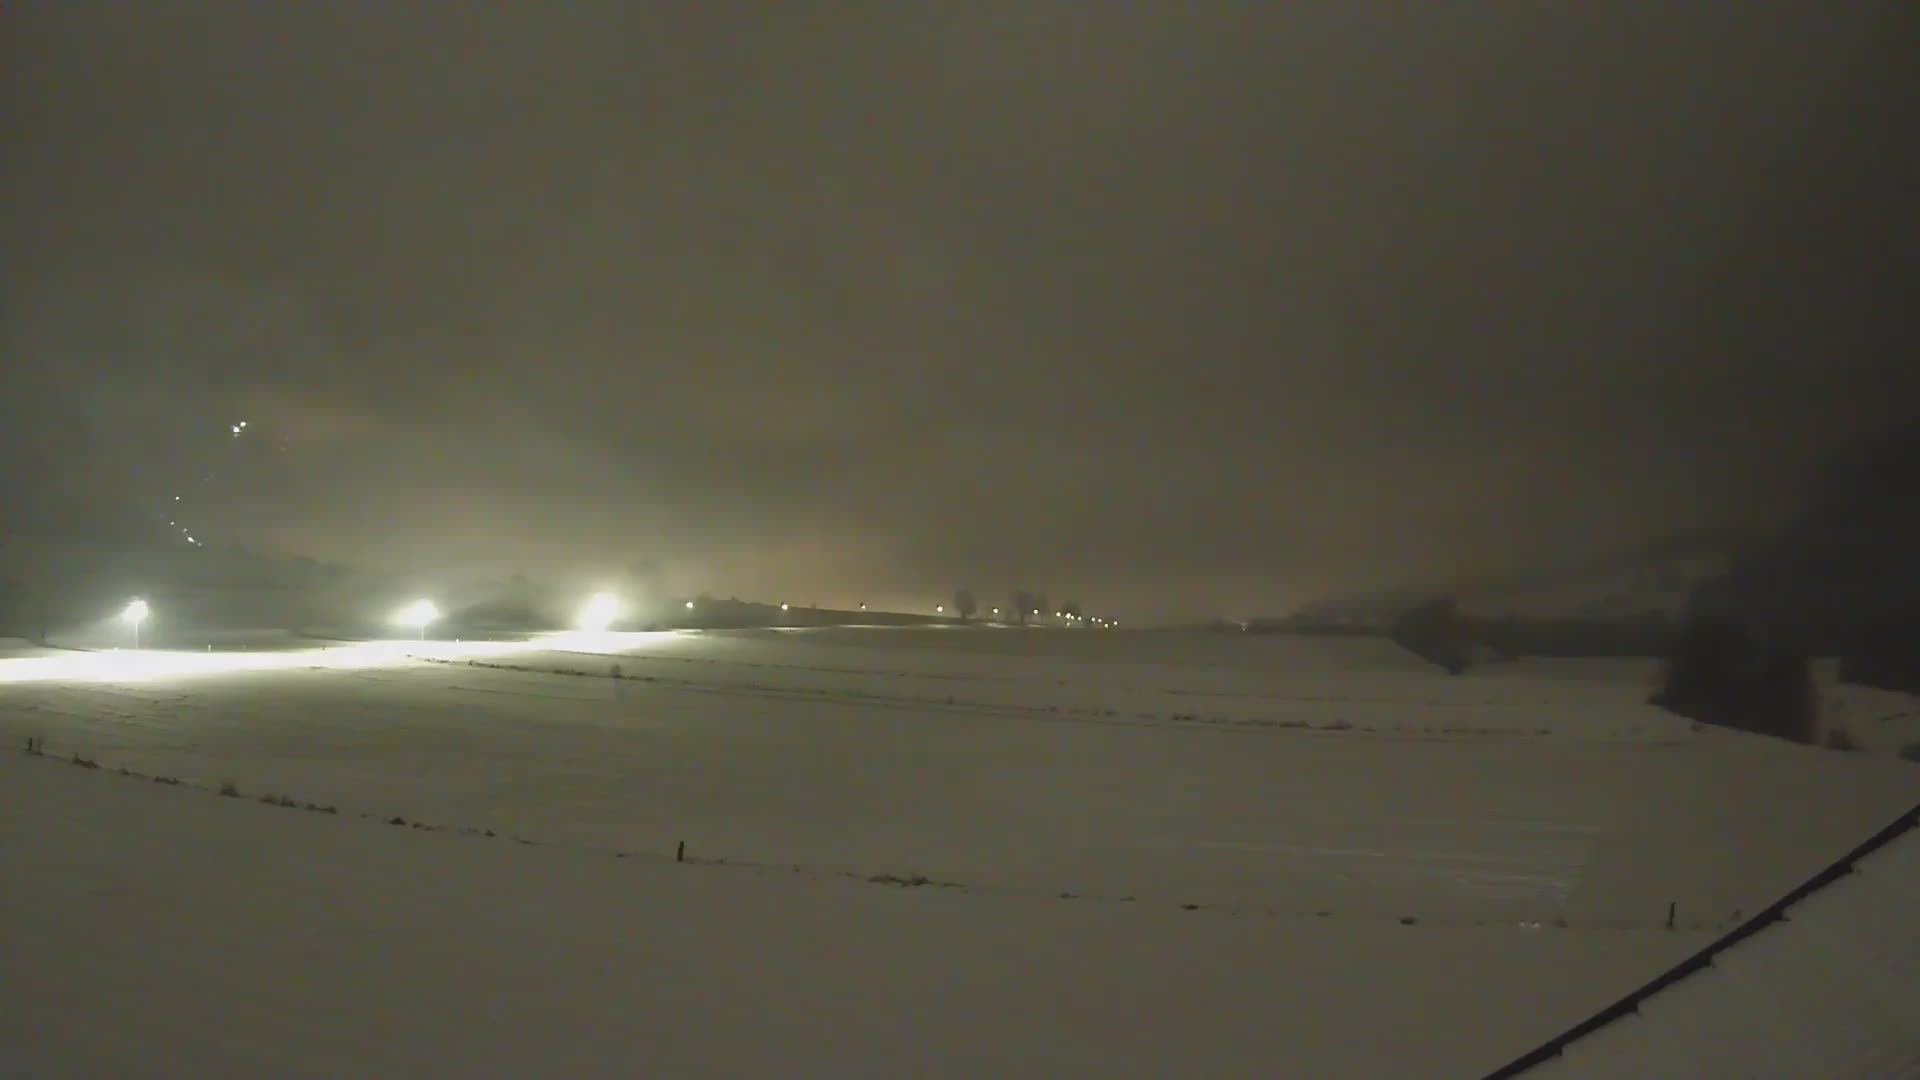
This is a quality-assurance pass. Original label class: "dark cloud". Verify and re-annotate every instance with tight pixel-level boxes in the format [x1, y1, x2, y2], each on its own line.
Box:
[4, 2, 1915, 618]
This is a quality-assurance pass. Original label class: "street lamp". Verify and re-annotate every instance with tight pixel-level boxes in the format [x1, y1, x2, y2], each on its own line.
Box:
[392, 598, 439, 640]
[121, 598, 150, 649]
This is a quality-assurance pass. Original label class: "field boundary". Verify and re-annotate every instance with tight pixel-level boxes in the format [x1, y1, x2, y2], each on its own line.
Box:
[13, 737, 1730, 933]
[417, 654, 1683, 746]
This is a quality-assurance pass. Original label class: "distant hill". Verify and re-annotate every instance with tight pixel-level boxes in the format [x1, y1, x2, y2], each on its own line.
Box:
[1292, 527, 1752, 626]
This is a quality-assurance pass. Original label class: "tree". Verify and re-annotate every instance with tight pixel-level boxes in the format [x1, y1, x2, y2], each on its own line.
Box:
[1652, 615, 1816, 744]
[953, 588, 978, 622]
[1391, 596, 1472, 675]
[1010, 590, 1035, 626]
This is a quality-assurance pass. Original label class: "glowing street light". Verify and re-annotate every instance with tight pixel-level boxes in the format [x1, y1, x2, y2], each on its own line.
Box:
[392, 598, 440, 640]
[685, 600, 696, 610]
[936, 605, 944, 614]
[780, 602, 790, 611]
[121, 598, 150, 649]
[576, 592, 621, 632]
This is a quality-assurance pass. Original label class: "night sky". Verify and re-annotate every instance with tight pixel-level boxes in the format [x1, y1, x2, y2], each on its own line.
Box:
[3, 4, 1915, 618]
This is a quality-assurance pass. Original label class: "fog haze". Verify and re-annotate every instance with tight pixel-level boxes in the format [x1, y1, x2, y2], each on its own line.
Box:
[4, 3, 1915, 618]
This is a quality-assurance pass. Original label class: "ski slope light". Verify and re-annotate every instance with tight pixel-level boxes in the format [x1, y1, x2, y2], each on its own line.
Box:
[577, 592, 622, 632]
[121, 598, 151, 649]
[392, 599, 440, 634]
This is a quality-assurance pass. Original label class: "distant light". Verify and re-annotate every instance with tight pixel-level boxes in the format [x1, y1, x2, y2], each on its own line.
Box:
[936, 605, 944, 613]
[392, 599, 439, 630]
[685, 600, 695, 610]
[860, 603, 867, 610]
[121, 599, 150, 626]
[576, 592, 621, 632]
[173, 495, 181, 501]
[231, 425, 241, 435]
[780, 602, 790, 611]
[1033, 609, 1040, 616]
[991, 608, 1000, 615]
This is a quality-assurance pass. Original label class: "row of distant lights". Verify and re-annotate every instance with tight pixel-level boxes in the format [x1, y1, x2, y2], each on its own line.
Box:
[984, 607, 1116, 627]
[165, 419, 250, 548]
[165, 495, 201, 547]
[112, 591, 1112, 649]
[860, 602, 1112, 627]
[404, 594, 790, 633]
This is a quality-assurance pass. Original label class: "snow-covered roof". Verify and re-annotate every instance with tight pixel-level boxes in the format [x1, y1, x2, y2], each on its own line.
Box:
[1495, 804, 1920, 1079]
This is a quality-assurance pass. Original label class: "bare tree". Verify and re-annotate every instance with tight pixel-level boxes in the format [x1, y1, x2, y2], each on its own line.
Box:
[953, 588, 978, 621]
[1010, 590, 1035, 626]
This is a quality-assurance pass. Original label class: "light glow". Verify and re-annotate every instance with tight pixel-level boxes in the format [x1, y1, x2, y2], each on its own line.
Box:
[0, 637, 565, 686]
[392, 599, 440, 632]
[576, 592, 622, 632]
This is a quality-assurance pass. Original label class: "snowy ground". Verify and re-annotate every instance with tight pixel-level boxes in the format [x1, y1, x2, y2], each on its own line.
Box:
[4, 628, 1916, 1077]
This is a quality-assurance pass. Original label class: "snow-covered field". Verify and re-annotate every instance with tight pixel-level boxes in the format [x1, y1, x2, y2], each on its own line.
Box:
[4, 628, 1915, 1077]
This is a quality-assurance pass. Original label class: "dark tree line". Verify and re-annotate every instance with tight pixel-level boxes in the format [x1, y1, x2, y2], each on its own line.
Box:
[1389, 597, 1473, 675]
[1651, 421, 1920, 742]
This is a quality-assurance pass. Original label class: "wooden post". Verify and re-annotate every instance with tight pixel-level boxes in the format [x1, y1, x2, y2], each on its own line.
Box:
[676, 840, 685, 863]
[1666, 901, 1676, 930]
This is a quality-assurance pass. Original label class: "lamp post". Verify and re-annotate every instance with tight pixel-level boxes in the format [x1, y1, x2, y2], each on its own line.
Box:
[121, 598, 150, 649]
